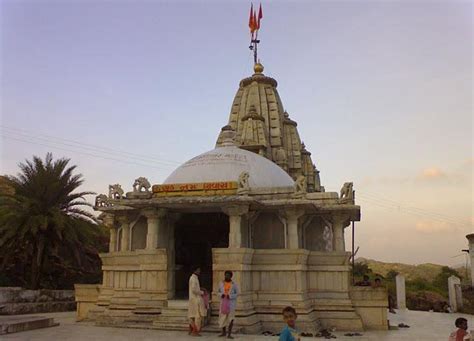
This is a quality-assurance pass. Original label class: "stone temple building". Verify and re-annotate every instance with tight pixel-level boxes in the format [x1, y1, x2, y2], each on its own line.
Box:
[76, 63, 388, 333]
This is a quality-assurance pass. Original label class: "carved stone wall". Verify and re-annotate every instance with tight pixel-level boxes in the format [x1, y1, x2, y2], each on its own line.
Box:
[131, 217, 147, 251]
[304, 216, 333, 252]
[251, 212, 285, 249]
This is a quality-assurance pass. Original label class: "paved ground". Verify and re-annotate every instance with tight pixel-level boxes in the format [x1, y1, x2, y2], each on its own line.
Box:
[1, 310, 474, 340]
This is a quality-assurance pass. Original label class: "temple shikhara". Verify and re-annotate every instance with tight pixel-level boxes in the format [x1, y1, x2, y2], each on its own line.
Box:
[75, 9, 388, 333]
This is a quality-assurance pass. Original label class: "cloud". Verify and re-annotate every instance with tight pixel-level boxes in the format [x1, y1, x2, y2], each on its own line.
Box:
[415, 220, 457, 233]
[418, 167, 447, 180]
[415, 163, 471, 186]
[463, 158, 474, 166]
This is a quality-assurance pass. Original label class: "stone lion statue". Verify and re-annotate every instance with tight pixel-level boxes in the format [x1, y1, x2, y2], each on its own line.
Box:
[340, 182, 353, 200]
[108, 184, 124, 199]
[95, 194, 110, 207]
[294, 175, 307, 194]
[133, 177, 151, 193]
[237, 171, 250, 194]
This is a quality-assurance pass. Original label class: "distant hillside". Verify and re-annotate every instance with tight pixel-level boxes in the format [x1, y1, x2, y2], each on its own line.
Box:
[356, 257, 464, 282]
[0, 175, 14, 195]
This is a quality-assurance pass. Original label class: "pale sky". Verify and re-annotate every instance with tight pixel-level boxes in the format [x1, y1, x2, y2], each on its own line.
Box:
[1, 0, 472, 266]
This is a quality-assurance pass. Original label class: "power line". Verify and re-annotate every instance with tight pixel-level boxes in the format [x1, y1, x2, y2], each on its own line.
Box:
[0, 125, 182, 167]
[0, 133, 174, 173]
[359, 189, 471, 225]
[2, 125, 471, 229]
[358, 190, 472, 227]
[357, 196, 471, 230]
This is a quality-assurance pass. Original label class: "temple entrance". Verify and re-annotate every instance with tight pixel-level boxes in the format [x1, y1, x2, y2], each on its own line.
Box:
[174, 212, 229, 298]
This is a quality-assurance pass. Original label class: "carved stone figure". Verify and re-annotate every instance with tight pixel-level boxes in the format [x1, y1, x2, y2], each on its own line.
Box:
[339, 182, 354, 202]
[133, 177, 151, 193]
[95, 194, 111, 207]
[322, 225, 334, 252]
[294, 175, 307, 195]
[237, 171, 250, 194]
[314, 166, 322, 192]
[108, 184, 124, 199]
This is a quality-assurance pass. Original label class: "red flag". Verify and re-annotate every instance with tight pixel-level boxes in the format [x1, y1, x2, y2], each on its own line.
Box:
[257, 4, 263, 29]
[252, 9, 257, 32]
[248, 4, 255, 32]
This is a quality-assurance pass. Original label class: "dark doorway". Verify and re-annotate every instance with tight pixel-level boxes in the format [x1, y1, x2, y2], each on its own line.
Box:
[174, 212, 229, 298]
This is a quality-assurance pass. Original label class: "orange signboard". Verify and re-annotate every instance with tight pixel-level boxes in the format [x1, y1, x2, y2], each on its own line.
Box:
[152, 181, 238, 196]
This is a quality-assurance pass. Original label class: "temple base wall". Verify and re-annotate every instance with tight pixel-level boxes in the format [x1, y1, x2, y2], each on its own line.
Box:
[76, 248, 386, 333]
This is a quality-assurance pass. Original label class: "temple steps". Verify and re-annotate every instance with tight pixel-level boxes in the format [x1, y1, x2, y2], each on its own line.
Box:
[153, 300, 190, 330]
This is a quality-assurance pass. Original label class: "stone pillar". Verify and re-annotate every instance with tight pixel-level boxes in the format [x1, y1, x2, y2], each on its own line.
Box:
[167, 213, 181, 299]
[102, 213, 117, 252]
[109, 229, 117, 252]
[331, 215, 348, 252]
[142, 208, 167, 250]
[448, 275, 462, 312]
[223, 205, 249, 248]
[395, 274, 406, 310]
[117, 216, 130, 251]
[282, 208, 305, 249]
[467, 234, 474, 287]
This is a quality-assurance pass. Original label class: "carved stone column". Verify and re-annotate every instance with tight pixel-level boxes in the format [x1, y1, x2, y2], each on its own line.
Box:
[331, 214, 348, 252]
[167, 213, 181, 299]
[142, 208, 167, 250]
[102, 213, 117, 252]
[223, 205, 249, 248]
[117, 215, 130, 251]
[282, 208, 305, 249]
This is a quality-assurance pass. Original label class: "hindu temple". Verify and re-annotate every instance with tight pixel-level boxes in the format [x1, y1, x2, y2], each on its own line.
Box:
[75, 61, 388, 333]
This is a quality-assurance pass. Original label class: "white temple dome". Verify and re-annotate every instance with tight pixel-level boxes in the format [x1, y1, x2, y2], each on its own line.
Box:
[164, 146, 295, 188]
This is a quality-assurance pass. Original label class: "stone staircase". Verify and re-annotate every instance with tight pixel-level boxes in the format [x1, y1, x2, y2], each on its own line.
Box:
[153, 300, 190, 331]
[152, 300, 226, 333]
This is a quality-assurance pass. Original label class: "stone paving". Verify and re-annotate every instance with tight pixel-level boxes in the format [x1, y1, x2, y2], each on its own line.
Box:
[1, 310, 474, 340]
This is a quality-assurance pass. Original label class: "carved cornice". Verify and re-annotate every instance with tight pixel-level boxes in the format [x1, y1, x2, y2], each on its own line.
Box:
[239, 75, 278, 88]
[141, 208, 167, 220]
[222, 205, 249, 217]
[283, 118, 297, 126]
[280, 208, 306, 220]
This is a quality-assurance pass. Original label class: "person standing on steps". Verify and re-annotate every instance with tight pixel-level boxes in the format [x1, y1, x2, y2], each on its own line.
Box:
[188, 267, 206, 337]
[218, 270, 239, 339]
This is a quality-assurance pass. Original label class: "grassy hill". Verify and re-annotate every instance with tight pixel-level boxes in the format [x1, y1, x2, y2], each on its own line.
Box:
[355, 257, 473, 313]
[356, 257, 467, 282]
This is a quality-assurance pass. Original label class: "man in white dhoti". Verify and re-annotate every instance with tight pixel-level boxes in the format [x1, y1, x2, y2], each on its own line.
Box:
[218, 270, 239, 339]
[188, 267, 206, 336]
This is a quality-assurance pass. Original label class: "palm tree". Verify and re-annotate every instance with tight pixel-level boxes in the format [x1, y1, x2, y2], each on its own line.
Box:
[0, 153, 100, 289]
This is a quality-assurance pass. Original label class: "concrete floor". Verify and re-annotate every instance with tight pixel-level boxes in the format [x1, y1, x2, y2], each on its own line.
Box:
[1, 310, 474, 340]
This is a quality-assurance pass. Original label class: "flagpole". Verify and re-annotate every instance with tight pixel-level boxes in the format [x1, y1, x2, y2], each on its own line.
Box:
[248, 3, 262, 66]
[254, 30, 258, 64]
